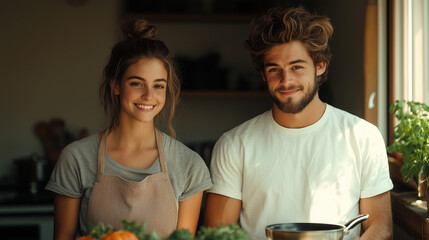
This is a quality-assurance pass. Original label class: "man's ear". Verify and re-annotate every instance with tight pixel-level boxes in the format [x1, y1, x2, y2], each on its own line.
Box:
[110, 80, 120, 95]
[316, 62, 327, 76]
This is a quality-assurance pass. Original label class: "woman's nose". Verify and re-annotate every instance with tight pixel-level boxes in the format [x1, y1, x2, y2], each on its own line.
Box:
[141, 88, 153, 99]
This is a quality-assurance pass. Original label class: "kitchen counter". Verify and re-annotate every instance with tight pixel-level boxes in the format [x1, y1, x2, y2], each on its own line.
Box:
[0, 190, 54, 240]
[391, 191, 429, 239]
[389, 155, 429, 239]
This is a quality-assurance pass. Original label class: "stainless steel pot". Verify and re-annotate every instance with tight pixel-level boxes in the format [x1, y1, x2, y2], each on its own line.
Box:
[265, 214, 369, 240]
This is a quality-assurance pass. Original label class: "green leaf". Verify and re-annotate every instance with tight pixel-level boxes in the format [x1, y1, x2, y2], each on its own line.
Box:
[195, 224, 252, 240]
[88, 222, 116, 240]
[166, 229, 193, 240]
[388, 100, 429, 181]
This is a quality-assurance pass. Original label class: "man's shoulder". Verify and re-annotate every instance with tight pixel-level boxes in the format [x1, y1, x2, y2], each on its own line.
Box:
[327, 105, 381, 134]
[329, 105, 370, 124]
[222, 110, 272, 139]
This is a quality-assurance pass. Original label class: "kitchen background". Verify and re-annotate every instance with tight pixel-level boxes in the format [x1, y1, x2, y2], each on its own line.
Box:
[0, 0, 390, 239]
[0, 0, 366, 179]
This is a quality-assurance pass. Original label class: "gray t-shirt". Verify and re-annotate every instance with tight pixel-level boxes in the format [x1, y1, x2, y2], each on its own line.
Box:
[45, 131, 212, 235]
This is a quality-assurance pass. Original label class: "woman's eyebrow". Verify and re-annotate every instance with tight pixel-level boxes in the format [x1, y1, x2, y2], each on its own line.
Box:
[126, 76, 167, 82]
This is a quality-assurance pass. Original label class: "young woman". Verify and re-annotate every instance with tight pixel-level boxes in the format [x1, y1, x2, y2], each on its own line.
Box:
[46, 18, 212, 240]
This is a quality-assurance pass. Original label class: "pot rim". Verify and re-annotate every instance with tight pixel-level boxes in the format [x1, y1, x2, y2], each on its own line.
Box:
[265, 222, 345, 233]
[265, 214, 369, 235]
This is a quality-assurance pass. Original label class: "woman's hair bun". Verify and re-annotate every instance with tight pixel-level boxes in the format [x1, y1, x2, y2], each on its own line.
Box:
[122, 17, 158, 40]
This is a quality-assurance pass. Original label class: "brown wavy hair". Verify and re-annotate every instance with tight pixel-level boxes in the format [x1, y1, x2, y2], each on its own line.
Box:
[99, 18, 180, 138]
[244, 6, 334, 83]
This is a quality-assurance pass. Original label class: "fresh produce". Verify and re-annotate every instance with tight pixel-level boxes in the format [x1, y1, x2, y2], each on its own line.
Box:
[196, 224, 253, 240]
[76, 221, 252, 240]
[165, 229, 193, 240]
[101, 230, 139, 240]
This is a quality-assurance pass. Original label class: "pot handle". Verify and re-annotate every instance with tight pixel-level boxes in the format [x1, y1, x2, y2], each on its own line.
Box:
[343, 214, 369, 235]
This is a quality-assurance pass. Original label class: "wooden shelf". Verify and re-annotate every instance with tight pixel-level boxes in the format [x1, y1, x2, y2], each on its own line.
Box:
[389, 153, 429, 239]
[180, 90, 268, 98]
[127, 13, 257, 22]
[391, 191, 429, 239]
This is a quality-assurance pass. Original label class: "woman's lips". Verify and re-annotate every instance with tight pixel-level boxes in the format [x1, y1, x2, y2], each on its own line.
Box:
[135, 104, 155, 110]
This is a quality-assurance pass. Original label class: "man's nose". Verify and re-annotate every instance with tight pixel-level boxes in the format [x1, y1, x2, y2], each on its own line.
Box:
[280, 71, 293, 85]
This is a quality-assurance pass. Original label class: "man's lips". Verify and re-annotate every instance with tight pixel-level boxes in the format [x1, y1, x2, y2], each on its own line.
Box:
[276, 88, 300, 96]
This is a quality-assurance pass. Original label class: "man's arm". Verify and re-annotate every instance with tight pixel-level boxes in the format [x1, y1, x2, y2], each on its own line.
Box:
[359, 191, 393, 240]
[203, 193, 241, 227]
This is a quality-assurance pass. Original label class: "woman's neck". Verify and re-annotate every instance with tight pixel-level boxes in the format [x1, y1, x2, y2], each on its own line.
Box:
[108, 122, 157, 150]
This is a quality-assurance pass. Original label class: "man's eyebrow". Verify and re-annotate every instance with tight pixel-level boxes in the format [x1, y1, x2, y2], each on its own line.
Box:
[264, 59, 308, 68]
[264, 63, 279, 68]
[126, 76, 167, 82]
[289, 59, 307, 65]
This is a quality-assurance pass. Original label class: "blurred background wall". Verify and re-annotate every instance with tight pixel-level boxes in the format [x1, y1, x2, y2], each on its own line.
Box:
[0, 0, 365, 178]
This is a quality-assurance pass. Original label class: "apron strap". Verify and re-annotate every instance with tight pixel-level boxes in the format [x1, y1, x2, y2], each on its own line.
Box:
[97, 128, 168, 180]
[155, 129, 169, 175]
[96, 129, 109, 182]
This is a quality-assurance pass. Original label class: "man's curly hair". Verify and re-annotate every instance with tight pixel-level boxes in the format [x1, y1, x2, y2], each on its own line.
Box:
[244, 6, 334, 83]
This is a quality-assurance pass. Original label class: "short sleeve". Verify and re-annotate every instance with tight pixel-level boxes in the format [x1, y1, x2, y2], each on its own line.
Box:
[208, 134, 243, 200]
[360, 124, 393, 198]
[178, 152, 213, 201]
[45, 144, 84, 198]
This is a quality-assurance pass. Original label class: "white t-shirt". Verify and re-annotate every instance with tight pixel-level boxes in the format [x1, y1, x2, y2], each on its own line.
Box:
[209, 104, 393, 240]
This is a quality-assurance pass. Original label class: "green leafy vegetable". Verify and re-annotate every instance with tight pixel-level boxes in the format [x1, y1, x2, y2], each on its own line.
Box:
[81, 221, 252, 240]
[87, 222, 116, 239]
[195, 224, 252, 240]
[166, 229, 193, 240]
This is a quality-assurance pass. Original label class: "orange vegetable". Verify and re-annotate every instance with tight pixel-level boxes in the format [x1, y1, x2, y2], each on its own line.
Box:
[101, 230, 139, 240]
[76, 237, 95, 240]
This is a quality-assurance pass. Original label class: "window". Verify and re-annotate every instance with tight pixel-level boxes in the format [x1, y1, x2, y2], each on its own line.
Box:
[389, 0, 429, 142]
[390, 0, 429, 104]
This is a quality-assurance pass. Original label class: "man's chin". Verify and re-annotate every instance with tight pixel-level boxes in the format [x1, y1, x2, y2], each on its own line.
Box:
[277, 106, 305, 114]
[273, 100, 305, 114]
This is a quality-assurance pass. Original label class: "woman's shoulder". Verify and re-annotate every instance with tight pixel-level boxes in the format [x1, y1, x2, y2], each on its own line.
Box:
[162, 133, 198, 155]
[161, 133, 205, 164]
[60, 133, 99, 157]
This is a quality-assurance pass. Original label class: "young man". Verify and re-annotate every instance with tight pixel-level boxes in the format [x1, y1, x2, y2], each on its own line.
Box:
[204, 6, 393, 240]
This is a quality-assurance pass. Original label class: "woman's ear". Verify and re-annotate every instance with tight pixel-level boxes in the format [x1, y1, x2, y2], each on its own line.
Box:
[110, 80, 120, 95]
[316, 62, 327, 76]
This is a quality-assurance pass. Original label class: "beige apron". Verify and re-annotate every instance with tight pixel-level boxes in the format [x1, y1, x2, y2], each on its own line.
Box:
[87, 129, 178, 237]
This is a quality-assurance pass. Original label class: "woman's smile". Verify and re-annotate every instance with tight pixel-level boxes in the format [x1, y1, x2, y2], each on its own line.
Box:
[135, 103, 156, 111]
[115, 58, 168, 124]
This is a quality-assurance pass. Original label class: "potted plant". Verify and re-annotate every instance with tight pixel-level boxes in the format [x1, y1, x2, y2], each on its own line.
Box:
[387, 100, 429, 198]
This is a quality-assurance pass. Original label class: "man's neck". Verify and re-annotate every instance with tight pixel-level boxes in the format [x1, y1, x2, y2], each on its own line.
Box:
[272, 97, 326, 128]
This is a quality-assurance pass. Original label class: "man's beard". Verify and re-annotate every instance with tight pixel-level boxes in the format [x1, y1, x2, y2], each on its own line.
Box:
[270, 76, 319, 114]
